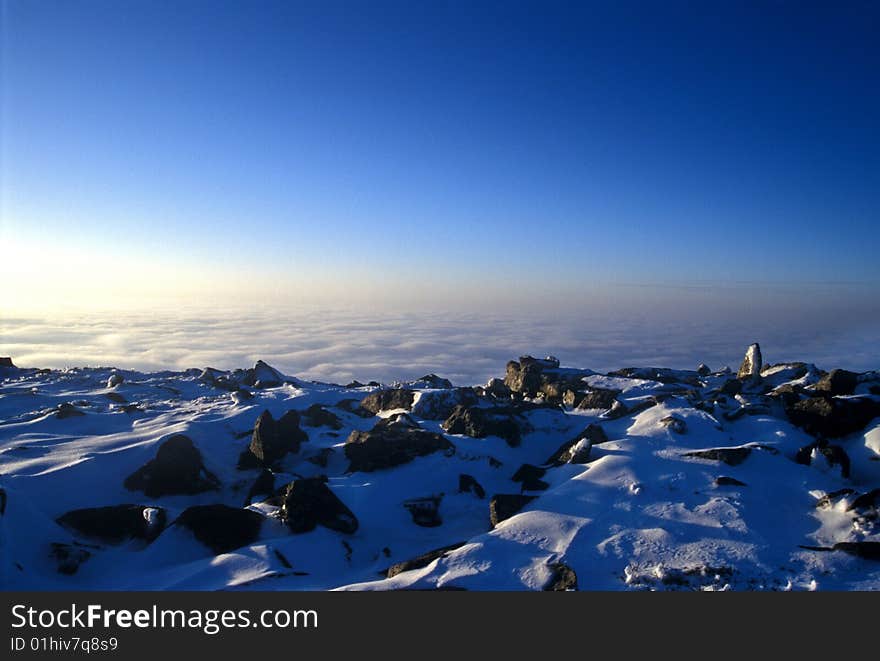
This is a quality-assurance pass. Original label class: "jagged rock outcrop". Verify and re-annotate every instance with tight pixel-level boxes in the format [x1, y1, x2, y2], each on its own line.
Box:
[359, 389, 416, 414]
[344, 419, 454, 472]
[737, 343, 763, 381]
[786, 396, 880, 438]
[411, 387, 479, 420]
[545, 423, 608, 466]
[125, 435, 220, 497]
[301, 404, 343, 430]
[814, 369, 859, 396]
[240, 409, 307, 468]
[442, 405, 528, 447]
[279, 477, 359, 534]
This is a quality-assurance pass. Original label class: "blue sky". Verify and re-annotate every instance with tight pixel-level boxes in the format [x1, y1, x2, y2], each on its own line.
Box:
[1, 1, 879, 310]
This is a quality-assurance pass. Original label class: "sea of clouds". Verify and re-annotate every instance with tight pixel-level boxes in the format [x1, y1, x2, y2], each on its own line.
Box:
[3, 286, 879, 385]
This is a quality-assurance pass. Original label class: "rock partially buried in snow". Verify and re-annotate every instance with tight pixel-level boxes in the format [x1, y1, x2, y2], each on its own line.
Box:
[544, 562, 578, 591]
[124, 435, 220, 497]
[0, 357, 16, 368]
[174, 504, 264, 555]
[55, 402, 85, 419]
[814, 369, 859, 396]
[57, 504, 167, 545]
[458, 474, 485, 499]
[402, 495, 443, 527]
[575, 388, 621, 411]
[301, 404, 343, 430]
[384, 541, 467, 578]
[240, 409, 307, 468]
[344, 419, 454, 472]
[279, 477, 358, 534]
[442, 404, 528, 447]
[545, 423, 607, 466]
[50, 542, 93, 575]
[660, 416, 687, 434]
[411, 387, 479, 421]
[684, 446, 753, 466]
[359, 389, 416, 414]
[489, 494, 536, 528]
[786, 395, 880, 438]
[511, 464, 549, 491]
[737, 343, 763, 381]
[106, 373, 124, 388]
[697, 363, 711, 377]
[242, 360, 286, 389]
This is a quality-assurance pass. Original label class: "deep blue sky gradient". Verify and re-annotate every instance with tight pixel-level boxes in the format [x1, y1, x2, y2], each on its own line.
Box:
[2, 1, 879, 294]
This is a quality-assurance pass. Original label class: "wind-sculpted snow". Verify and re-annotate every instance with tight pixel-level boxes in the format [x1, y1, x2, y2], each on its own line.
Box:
[1, 349, 880, 591]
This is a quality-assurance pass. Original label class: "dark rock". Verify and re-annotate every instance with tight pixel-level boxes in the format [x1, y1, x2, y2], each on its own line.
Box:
[442, 405, 526, 447]
[660, 416, 687, 434]
[848, 488, 880, 513]
[545, 424, 607, 466]
[714, 476, 747, 487]
[0, 357, 16, 368]
[345, 380, 365, 388]
[50, 542, 92, 575]
[684, 447, 752, 466]
[336, 399, 374, 417]
[820, 445, 851, 478]
[125, 435, 220, 497]
[307, 447, 336, 468]
[345, 420, 454, 472]
[458, 474, 485, 499]
[241, 410, 306, 468]
[488, 456, 503, 468]
[832, 541, 880, 561]
[0, 488, 5, 515]
[489, 494, 536, 527]
[607, 367, 702, 386]
[301, 404, 343, 430]
[107, 373, 124, 388]
[279, 478, 358, 534]
[511, 464, 549, 491]
[815, 488, 856, 509]
[504, 355, 584, 400]
[786, 396, 880, 438]
[544, 562, 578, 591]
[604, 397, 658, 420]
[57, 505, 167, 545]
[413, 374, 454, 389]
[242, 360, 285, 389]
[720, 379, 743, 396]
[121, 404, 142, 414]
[769, 383, 802, 408]
[105, 392, 127, 404]
[175, 505, 263, 554]
[484, 378, 512, 399]
[814, 369, 859, 396]
[244, 469, 275, 506]
[360, 389, 416, 414]
[403, 495, 443, 527]
[384, 542, 467, 578]
[412, 387, 479, 420]
[697, 363, 711, 377]
[55, 403, 85, 419]
[736, 343, 762, 381]
[575, 388, 621, 411]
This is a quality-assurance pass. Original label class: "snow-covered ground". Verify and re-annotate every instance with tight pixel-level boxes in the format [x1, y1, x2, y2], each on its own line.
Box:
[1, 348, 879, 591]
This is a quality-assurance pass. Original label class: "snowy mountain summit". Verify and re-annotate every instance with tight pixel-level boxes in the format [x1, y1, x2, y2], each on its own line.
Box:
[2, 344, 880, 591]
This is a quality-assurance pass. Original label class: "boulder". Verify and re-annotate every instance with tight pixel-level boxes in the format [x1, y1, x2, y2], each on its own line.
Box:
[384, 542, 467, 578]
[107, 373, 124, 388]
[360, 389, 416, 414]
[545, 423, 608, 467]
[175, 505, 264, 554]
[0, 357, 16, 368]
[124, 435, 220, 497]
[345, 420, 454, 472]
[442, 405, 527, 447]
[105, 392, 127, 404]
[544, 562, 578, 591]
[796, 440, 851, 478]
[737, 343, 763, 381]
[511, 464, 549, 491]
[244, 469, 275, 506]
[412, 387, 479, 421]
[660, 416, 687, 434]
[402, 495, 443, 527]
[241, 410, 307, 468]
[301, 404, 343, 430]
[50, 542, 92, 575]
[814, 369, 859, 396]
[714, 476, 747, 487]
[604, 397, 658, 420]
[786, 396, 880, 438]
[484, 378, 512, 399]
[575, 388, 621, 411]
[336, 399, 374, 418]
[410, 374, 454, 389]
[57, 505, 167, 545]
[55, 403, 85, 419]
[489, 494, 536, 527]
[683, 447, 752, 466]
[847, 488, 880, 513]
[242, 360, 285, 388]
[458, 474, 485, 499]
[697, 363, 711, 377]
[279, 477, 359, 534]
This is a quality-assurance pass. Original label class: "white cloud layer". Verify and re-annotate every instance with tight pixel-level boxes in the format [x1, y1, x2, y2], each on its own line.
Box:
[2, 287, 878, 385]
